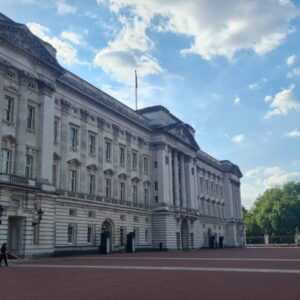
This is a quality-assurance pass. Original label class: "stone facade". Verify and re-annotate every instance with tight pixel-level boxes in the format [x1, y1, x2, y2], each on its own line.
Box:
[0, 13, 244, 257]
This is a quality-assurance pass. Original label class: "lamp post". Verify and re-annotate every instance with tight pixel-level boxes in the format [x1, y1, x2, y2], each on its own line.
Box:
[32, 208, 44, 226]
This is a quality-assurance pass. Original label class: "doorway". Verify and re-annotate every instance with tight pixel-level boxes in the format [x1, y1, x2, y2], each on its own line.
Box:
[8, 217, 25, 256]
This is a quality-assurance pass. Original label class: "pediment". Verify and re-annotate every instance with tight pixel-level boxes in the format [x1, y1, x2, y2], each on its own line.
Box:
[53, 152, 61, 162]
[164, 124, 200, 150]
[87, 164, 98, 172]
[118, 172, 128, 181]
[67, 158, 81, 168]
[131, 176, 140, 183]
[104, 168, 114, 176]
[143, 180, 151, 186]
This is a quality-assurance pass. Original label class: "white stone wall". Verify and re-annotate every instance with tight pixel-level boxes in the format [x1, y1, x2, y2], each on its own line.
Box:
[0, 20, 244, 257]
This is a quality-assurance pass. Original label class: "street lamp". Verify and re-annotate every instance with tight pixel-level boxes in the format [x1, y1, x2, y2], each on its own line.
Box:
[32, 208, 44, 226]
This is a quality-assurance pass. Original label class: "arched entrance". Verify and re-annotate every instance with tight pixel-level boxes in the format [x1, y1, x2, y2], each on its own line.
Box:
[181, 218, 190, 250]
[101, 219, 114, 253]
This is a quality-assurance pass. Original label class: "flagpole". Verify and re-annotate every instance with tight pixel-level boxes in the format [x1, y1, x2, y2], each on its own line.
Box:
[135, 69, 138, 110]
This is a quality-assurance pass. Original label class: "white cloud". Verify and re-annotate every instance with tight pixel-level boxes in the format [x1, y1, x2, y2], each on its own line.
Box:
[248, 83, 260, 90]
[263, 166, 283, 177]
[61, 31, 82, 45]
[242, 165, 300, 207]
[286, 54, 297, 66]
[264, 95, 273, 102]
[98, 0, 299, 61]
[264, 84, 300, 118]
[93, 16, 162, 83]
[232, 134, 245, 143]
[55, 0, 77, 15]
[263, 171, 300, 187]
[287, 67, 300, 78]
[245, 168, 260, 178]
[27, 22, 86, 65]
[285, 128, 300, 137]
[234, 96, 240, 105]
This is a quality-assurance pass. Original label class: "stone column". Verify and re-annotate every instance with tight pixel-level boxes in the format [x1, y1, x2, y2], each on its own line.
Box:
[97, 117, 105, 195]
[125, 131, 132, 201]
[112, 125, 119, 199]
[185, 156, 192, 209]
[168, 146, 173, 207]
[59, 99, 70, 190]
[15, 72, 29, 176]
[172, 150, 180, 208]
[156, 142, 169, 205]
[0, 62, 5, 140]
[179, 152, 186, 208]
[37, 81, 55, 183]
[79, 109, 88, 193]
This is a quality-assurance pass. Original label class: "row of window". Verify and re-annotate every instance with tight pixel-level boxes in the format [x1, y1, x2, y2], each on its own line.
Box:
[4, 96, 35, 129]
[198, 179, 223, 198]
[0, 149, 33, 177]
[54, 123, 150, 172]
[65, 169, 150, 204]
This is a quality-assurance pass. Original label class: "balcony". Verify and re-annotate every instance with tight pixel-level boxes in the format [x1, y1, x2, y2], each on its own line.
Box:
[0, 173, 36, 188]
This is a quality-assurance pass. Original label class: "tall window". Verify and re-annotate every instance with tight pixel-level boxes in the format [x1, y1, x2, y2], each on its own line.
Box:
[120, 182, 126, 201]
[87, 225, 94, 244]
[3, 96, 14, 122]
[145, 229, 149, 243]
[120, 227, 125, 246]
[132, 185, 138, 203]
[0, 149, 11, 174]
[52, 165, 57, 186]
[67, 224, 75, 244]
[144, 188, 149, 206]
[105, 141, 111, 161]
[70, 170, 77, 192]
[154, 181, 158, 191]
[25, 155, 33, 178]
[88, 175, 95, 195]
[105, 178, 112, 198]
[143, 156, 149, 174]
[53, 120, 59, 143]
[132, 151, 137, 170]
[70, 127, 78, 149]
[88, 134, 95, 155]
[27, 106, 35, 130]
[120, 146, 125, 166]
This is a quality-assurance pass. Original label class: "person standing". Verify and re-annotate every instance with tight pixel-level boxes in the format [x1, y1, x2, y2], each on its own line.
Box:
[0, 242, 8, 267]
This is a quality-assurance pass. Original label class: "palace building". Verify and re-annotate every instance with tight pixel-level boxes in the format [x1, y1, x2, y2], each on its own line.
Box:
[0, 13, 244, 257]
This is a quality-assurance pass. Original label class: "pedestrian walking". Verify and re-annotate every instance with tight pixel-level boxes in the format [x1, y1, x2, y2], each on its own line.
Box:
[0, 242, 8, 267]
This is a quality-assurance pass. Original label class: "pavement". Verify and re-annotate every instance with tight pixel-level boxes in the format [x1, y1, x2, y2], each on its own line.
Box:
[1, 247, 300, 300]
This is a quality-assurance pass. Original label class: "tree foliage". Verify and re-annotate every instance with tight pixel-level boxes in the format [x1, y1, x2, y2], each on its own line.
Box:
[243, 182, 300, 236]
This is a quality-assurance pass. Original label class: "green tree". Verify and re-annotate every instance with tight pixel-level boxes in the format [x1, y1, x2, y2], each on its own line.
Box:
[243, 182, 300, 236]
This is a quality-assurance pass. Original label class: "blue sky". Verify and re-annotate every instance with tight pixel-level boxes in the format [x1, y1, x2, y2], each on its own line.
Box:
[2, 0, 300, 208]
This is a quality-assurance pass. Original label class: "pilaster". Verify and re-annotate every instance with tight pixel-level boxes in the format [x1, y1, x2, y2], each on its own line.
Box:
[179, 152, 186, 208]
[15, 71, 29, 176]
[172, 150, 180, 208]
[37, 81, 56, 183]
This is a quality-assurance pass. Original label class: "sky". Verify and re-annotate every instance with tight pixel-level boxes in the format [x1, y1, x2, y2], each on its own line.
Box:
[2, 0, 300, 209]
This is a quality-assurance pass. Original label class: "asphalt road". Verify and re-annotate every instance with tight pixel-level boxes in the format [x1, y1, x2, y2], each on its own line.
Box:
[1, 247, 300, 300]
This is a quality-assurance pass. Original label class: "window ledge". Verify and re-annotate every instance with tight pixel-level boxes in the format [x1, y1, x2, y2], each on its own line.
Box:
[2, 120, 14, 126]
